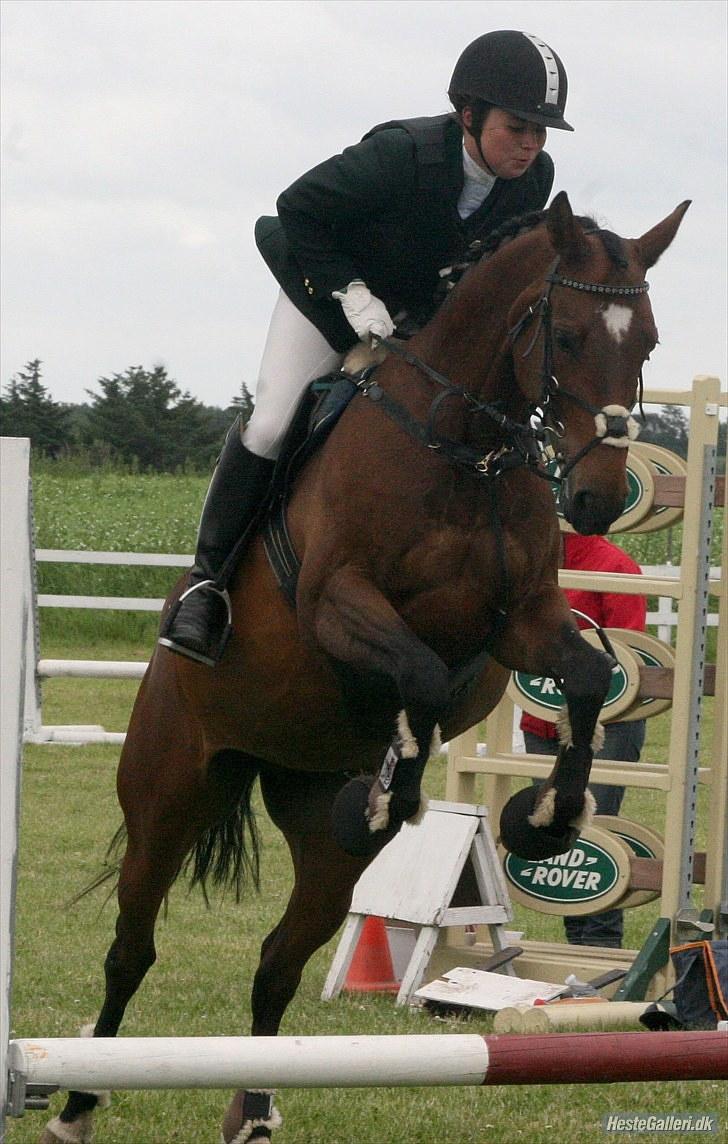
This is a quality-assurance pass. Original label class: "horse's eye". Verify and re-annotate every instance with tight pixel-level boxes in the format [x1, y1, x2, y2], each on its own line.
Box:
[554, 327, 580, 356]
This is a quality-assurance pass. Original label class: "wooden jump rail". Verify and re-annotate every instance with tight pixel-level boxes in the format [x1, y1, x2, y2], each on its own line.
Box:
[6, 1031, 727, 1110]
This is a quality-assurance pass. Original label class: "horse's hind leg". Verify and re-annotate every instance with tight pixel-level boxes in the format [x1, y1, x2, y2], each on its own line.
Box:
[220, 767, 368, 1144]
[42, 733, 261, 1144]
[40, 832, 190, 1144]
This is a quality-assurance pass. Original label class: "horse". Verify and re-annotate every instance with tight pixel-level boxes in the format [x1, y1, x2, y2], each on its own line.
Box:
[40, 192, 689, 1144]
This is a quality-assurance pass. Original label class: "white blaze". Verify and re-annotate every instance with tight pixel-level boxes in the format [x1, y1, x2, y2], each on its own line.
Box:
[602, 304, 633, 344]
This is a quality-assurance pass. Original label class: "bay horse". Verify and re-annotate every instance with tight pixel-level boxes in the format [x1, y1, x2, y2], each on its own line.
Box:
[41, 193, 688, 1144]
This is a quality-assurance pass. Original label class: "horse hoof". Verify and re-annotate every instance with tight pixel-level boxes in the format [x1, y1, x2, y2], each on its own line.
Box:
[39, 1112, 95, 1144]
[499, 785, 579, 860]
[331, 777, 399, 858]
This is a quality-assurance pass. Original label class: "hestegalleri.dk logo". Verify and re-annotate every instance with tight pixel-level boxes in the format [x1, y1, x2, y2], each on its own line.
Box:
[602, 1113, 719, 1134]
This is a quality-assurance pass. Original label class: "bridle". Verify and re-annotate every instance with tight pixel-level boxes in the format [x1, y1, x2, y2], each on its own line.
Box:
[509, 255, 650, 481]
[350, 248, 652, 637]
[356, 252, 650, 486]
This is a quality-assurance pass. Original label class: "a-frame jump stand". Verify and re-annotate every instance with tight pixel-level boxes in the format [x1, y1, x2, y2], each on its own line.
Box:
[322, 800, 515, 1005]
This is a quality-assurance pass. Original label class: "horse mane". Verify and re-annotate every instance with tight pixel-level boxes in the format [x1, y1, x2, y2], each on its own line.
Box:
[459, 208, 629, 272]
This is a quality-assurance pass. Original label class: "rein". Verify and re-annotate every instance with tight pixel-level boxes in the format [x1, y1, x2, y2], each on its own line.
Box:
[350, 251, 650, 646]
[359, 251, 650, 486]
[356, 337, 546, 480]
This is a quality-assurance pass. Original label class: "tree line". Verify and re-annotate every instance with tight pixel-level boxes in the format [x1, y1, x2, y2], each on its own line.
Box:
[1, 358, 724, 472]
[0, 360, 255, 471]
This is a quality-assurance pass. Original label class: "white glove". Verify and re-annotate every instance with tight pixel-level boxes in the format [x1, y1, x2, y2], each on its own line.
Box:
[331, 280, 395, 342]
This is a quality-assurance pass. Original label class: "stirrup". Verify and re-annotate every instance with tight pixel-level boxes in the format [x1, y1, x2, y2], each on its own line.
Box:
[158, 579, 234, 667]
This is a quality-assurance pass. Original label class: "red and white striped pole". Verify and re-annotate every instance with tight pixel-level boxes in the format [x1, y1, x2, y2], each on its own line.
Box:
[7, 1031, 727, 1095]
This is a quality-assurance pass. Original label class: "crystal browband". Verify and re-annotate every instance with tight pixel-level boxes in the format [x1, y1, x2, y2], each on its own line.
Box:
[547, 274, 650, 297]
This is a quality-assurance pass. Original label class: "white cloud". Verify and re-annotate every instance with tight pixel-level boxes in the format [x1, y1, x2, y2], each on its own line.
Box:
[1, 0, 726, 406]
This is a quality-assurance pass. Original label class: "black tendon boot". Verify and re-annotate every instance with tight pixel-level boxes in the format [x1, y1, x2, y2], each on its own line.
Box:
[158, 417, 274, 666]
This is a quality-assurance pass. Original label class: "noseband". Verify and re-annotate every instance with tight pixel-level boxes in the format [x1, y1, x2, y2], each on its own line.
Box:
[509, 257, 650, 480]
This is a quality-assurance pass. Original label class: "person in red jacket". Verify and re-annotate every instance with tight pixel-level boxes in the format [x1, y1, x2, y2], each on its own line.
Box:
[521, 532, 647, 948]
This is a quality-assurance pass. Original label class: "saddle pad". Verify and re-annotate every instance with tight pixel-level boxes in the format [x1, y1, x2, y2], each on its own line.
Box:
[263, 374, 359, 605]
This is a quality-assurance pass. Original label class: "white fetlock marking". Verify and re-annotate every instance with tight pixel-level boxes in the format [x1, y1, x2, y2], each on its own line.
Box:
[557, 710, 604, 754]
[368, 791, 392, 832]
[528, 786, 556, 828]
[428, 724, 442, 759]
[42, 1112, 95, 1144]
[591, 721, 605, 752]
[556, 707, 573, 748]
[396, 710, 418, 758]
[570, 788, 597, 830]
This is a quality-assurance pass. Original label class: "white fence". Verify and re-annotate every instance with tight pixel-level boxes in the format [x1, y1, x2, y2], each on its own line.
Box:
[25, 547, 721, 745]
[35, 548, 721, 629]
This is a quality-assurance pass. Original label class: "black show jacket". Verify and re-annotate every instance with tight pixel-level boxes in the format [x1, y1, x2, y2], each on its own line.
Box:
[255, 113, 554, 352]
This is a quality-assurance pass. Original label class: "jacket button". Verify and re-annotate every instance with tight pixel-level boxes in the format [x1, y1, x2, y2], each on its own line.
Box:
[307, 286, 314, 295]
[304, 277, 310, 286]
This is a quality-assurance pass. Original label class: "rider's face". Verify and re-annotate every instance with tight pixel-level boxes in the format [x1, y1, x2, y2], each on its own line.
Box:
[463, 107, 547, 179]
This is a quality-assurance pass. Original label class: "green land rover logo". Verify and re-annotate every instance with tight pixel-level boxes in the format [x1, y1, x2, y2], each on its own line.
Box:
[512, 664, 629, 714]
[612, 830, 655, 859]
[623, 465, 645, 514]
[504, 838, 620, 904]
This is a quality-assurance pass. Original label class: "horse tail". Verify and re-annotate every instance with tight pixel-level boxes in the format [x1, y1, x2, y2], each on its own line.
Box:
[67, 823, 128, 908]
[182, 750, 262, 905]
[69, 753, 262, 908]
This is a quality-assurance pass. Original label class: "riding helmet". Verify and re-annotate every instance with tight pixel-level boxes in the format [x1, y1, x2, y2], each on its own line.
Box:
[449, 30, 573, 131]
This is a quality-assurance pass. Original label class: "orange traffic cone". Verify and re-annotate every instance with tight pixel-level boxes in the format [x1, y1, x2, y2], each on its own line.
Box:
[343, 915, 399, 993]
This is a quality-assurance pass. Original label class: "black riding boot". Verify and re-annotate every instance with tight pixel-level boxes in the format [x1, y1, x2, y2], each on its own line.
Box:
[158, 417, 274, 666]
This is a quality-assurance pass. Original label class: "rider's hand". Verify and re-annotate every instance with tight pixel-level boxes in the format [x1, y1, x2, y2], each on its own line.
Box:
[332, 280, 395, 343]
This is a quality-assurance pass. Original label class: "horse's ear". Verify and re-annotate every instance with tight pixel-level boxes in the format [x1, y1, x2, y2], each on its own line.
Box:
[632, 200, 691, 269]
[546, 191, 590, 264]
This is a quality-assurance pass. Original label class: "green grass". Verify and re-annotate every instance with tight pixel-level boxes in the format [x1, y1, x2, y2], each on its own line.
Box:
[8, 466, 722, 1142]
[7, 638, 722, 1144]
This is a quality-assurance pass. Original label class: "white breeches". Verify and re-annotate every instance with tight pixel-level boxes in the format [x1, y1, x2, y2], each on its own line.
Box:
[242, 290, 343, 460]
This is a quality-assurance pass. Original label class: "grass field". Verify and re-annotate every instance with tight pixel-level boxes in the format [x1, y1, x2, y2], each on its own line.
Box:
[7, 637, 722, 1144]
[5, 466, 724, 1143]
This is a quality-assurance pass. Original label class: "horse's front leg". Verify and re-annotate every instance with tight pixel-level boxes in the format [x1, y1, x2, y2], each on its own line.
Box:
[303, 565, 448, 857]
[495, 609, 613, 861]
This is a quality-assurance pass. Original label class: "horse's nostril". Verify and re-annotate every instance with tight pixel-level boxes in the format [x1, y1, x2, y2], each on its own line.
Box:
[572, 490, 598, 515]
[567, 489, 621, 535]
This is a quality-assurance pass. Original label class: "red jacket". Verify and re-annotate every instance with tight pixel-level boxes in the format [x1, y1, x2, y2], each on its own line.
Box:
[520, 534, 646, 740]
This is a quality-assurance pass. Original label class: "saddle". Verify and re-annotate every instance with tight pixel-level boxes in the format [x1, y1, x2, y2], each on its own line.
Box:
[258, 350, 495, 725]
[261, 369, 361, 607]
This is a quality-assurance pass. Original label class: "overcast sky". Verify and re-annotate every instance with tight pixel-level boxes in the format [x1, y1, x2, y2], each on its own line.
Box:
[1, 0, 726, 409]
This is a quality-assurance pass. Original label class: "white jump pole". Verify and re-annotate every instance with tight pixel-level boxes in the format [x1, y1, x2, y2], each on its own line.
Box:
[1, 438, 33, 1136]
[7, 1031, 727, 1099]
[36, 660, 148, 679]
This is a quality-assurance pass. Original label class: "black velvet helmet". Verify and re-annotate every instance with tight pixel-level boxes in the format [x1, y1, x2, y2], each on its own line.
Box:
[449, 30, 573, 132]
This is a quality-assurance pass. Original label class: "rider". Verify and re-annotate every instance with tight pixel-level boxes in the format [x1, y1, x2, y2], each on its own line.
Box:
[159, 29, 574, 665]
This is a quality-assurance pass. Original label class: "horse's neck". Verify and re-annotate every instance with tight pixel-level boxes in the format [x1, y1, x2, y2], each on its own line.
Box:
[401, 233, 549, 426]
